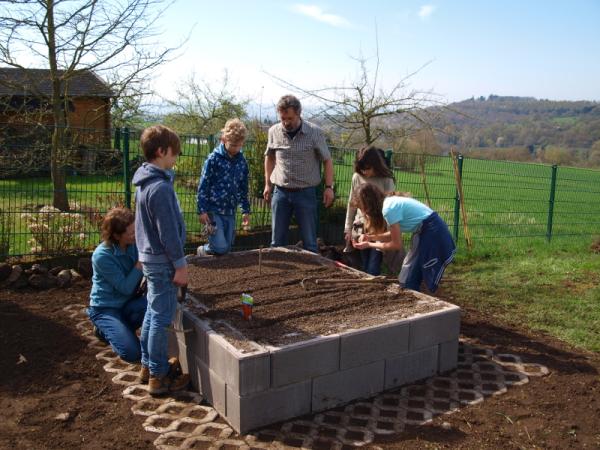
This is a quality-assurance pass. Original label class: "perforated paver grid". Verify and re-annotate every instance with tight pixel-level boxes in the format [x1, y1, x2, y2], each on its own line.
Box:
[66, 304, 549, 449]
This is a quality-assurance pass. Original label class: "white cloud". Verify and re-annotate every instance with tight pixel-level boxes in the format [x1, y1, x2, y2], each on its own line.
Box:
[291, 4, 352, 28]
[418, 4, 436, 19]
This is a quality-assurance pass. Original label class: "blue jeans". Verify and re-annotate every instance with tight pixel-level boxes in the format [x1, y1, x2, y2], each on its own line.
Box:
[271, 186, 318, 253]
[87, 295, 147, 362]
[140, 262, 177, 377]
[201, 213, 236, 255]
[360, 248, 383, 276]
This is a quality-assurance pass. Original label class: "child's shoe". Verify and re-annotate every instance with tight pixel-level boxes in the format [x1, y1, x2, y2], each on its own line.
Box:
[148, 373, 190, 396]
[196, 245, 208, 256]
[137, 365, 150, 384]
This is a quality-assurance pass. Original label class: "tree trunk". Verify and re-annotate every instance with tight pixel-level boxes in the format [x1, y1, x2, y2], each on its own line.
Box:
[47, 0, 69, 211]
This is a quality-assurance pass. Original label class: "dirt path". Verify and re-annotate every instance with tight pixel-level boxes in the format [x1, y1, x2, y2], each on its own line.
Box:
[1, 283, 598, 449]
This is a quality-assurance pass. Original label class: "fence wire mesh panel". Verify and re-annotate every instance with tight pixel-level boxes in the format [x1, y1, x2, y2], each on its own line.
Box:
[1, 124, 600, 259]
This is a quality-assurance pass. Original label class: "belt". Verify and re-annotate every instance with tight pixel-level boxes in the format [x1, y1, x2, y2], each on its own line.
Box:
[275, 185, 304, 192]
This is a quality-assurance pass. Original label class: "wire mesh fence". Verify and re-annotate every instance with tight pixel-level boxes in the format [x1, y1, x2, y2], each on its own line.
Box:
[1, 124, 600, 260]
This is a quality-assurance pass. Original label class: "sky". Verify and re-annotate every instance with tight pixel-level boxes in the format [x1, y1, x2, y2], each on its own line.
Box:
[152, 0, 600, 112]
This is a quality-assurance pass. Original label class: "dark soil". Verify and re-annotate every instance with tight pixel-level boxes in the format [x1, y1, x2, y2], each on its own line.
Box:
[186, 250, 444, 348]
[1, 259, 599, 449]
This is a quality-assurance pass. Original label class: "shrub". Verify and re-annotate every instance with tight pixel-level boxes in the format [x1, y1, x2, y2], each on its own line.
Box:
[21, 205, 89, 254]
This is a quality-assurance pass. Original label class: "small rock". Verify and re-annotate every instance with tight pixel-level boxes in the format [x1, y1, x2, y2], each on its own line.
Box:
[7, 265, 23, 285]
[77, 258, 92, 279]
[49, 266, 65, 276]
[12, 274, 29, 289]
[0, 263, 11, 282]
[31, 264, 49, 275]
[54, 412, 71, 421]
[441, 421, 452, 430]
[56, 269, 72, 288]
[28, 273, 58, 289]
[70, 269, 83, 283]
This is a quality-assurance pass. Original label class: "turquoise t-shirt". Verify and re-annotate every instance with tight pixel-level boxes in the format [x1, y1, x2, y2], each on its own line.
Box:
[382, 196, 433, 233]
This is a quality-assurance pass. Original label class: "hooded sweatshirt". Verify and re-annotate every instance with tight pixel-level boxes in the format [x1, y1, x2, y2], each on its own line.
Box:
[133, 162, 187, 268]
[196, 143, 250, 216]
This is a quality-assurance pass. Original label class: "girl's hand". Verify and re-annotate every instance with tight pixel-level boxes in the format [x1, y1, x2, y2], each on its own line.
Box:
[199, 213, 209, 225]
[352, 239, 370, 250]
[344, 231, 352, 244]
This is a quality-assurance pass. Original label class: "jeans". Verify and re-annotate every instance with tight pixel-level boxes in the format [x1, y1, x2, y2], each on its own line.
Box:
[201, 213, 236, 255]
[399, 229, 422, 291]
[87, 295, 147, 362]
[360, 248, 383, 276]
[140, 262, 177, 377]
[271, 186, 318, 253]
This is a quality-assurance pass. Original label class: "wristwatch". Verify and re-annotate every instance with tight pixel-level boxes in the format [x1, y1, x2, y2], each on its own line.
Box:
[325, 184, 334, 190]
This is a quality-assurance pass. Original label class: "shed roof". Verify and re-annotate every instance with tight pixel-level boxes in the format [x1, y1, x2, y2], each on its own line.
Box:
[0, 68, 114, 98]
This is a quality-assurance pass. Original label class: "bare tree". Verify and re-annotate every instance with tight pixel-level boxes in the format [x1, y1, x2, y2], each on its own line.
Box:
[164, 71, 248, 136]
[0, 0, 181, 210]
[268, 42, 443, 148]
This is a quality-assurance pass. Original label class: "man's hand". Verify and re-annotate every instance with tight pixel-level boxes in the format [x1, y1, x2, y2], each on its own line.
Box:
[134, 261, 143, 270]
[263, 185, 273, 202]
[323, 187, 335, 208]
[173, 266, 188, 287]
[198, 213, 209, 225]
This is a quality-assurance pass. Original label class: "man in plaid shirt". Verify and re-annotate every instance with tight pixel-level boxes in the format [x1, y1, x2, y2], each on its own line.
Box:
[263, 95, 335, 253]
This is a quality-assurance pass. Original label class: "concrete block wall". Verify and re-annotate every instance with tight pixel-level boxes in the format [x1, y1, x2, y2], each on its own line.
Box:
[173, 300, 461, 434]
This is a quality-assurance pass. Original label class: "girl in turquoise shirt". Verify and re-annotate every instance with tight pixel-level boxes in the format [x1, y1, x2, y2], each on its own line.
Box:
[352, 183, 455, 292]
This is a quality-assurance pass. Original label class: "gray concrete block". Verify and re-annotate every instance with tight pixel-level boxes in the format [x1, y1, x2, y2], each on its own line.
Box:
[226, 380, 312, 434]
[409, 306, 460, 351]
[195, 357, 226, 416]
[312, 360, 384, 412]
[208, 332, 270, 396]
[181, 309, 211, 362]
[340, 321, 409, 369]
[269, 335, 340, 388]
[438, 339, 459, 373]
[384, 345, 438, 390]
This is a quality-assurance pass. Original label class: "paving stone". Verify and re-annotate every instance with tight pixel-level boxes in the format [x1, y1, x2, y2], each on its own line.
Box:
[226, 380, 312, 434]
[409, 306, 461, 351]
[438, 339, 459, 373]
[207, 332, 270, 396]
[269, 335, 340, 387]
[384, 345, 439, 390]
[312, 361, 385, 412]
[339, 321, 409, 370]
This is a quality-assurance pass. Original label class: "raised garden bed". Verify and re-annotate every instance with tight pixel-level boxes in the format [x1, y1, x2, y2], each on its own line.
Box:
[173, 247, 460, 433]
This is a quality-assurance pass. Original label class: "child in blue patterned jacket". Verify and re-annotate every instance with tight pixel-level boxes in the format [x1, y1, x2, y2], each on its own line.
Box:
[196, 118, 250, 256]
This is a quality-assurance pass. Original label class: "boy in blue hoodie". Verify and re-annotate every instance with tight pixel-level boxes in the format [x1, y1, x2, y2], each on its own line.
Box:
[196, 118, 250, 256]
[133, 125, 189, 395]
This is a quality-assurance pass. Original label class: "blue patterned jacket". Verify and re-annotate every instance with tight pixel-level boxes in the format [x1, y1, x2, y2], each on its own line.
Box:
[197, 143, 250, 216]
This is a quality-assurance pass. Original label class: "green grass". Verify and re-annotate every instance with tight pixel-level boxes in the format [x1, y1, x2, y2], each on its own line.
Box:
[445, 237, 600, 352]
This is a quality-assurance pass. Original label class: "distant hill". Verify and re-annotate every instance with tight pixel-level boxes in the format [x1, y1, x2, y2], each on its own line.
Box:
[433, 95, 600, 150]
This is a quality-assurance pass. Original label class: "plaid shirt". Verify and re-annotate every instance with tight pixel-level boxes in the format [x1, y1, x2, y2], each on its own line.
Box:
[265, 120, 331, 189]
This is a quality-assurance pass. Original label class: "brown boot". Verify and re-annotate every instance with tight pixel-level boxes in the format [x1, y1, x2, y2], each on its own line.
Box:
[148, 372, 190, 396]
[137, 365, 150, 384]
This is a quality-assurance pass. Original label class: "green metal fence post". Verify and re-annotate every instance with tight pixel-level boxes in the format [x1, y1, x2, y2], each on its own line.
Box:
[123, 127, 131, 209]
[546, 164, 558, 242]
[453, 154, 464, 242]
[114, 128, 121, 151]
[384, 149, 393, 168]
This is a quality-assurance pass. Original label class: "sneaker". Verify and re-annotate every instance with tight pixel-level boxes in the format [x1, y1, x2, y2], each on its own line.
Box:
[137, 365, 150, 384]
[93, 326, 109, 345]
[148, 372, 190, 396]
[196, 245, 208, 256]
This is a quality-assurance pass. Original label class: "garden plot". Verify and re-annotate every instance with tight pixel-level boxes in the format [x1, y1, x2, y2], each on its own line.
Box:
[173, 247, 460, 433]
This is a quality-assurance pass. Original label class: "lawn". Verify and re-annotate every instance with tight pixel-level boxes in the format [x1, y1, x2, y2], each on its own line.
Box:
[444, 237, 600, 353]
